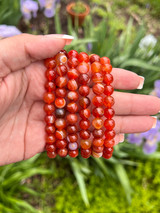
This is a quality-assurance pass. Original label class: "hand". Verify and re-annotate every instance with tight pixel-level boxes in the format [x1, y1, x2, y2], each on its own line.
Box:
[0, 34, 159, 166]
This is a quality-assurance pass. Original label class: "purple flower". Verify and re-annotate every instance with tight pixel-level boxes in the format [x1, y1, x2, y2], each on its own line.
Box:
[38, 0, 57, 18]
[0, 25, 21, 38]
[127, 134, 143, 145]
[87, 43, 92, 51]
[154, 80, 160, 98]
[143, 142, 157, 154]
[20, 0, 39, 20]
[128, 120, 160, 154]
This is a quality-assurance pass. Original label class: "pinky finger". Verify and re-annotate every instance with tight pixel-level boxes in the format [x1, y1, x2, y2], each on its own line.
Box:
[114, 133, 125, 145]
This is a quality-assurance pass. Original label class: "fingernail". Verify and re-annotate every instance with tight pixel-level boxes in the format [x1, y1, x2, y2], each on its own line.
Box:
[151, 116, 157, 128]
[137, 76, 145, 89]
[119, 134, 125, 143]
[44, 34, 74, 45]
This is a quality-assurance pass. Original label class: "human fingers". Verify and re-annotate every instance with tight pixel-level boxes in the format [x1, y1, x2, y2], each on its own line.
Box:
[112, 68, 144, 90]
[114, 115, 157, 133]
[113, 91, 160, 115]
[0, 34, 74, 78]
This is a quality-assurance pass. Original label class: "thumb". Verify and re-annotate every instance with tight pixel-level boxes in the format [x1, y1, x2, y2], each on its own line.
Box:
[0, 34, 74, 77]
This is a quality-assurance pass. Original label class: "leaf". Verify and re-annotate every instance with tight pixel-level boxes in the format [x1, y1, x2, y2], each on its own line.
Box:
[54, 6, 62, 34]
[128, 27, 145, 57]
[114, 164, 133, 203]
[120, 59, 160, 72]
[70, 159, 90, 207]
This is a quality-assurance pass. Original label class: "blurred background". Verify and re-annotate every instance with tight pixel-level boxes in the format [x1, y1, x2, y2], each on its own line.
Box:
[0, 0, 160, 212]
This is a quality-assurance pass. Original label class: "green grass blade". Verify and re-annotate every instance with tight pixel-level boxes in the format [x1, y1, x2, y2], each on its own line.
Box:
[70, 159, 90, 207]
[114, 164, 133, 203]
[120, 59, 160, 72]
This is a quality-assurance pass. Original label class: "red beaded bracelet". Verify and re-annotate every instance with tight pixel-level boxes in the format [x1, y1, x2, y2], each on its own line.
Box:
[43, 50, 115, 159]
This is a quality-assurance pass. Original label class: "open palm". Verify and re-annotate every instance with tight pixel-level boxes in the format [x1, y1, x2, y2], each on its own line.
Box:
[0, 34, 159, 166]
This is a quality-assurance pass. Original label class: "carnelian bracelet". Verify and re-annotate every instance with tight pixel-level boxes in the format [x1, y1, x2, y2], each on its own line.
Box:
[43, 50, 115, 159]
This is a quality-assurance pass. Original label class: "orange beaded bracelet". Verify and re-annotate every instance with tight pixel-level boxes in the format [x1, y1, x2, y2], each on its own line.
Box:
[43, 50, 115, 159]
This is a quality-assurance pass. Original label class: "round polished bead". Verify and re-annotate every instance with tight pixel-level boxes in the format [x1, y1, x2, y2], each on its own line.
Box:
[68, 50, 79, 58]
[79, 119, 90, 130]
[103, 152, 112, 159]
[101, 64, 112, 74]
[60, 49, 68, 57]
[79, 85, 90, 96]
[92, 151, 103, 158]
[103, 96, 115, 108]
[55, 53, 67, 65]
[55, 98, 66, 108]
[67, 125, 78, 134]
[92, 118, 103, 129]
[93, 83, 104, 95]
[68, 57, 79, 68]
[44, 104, 55, 115]
[78, 74, 90, 85]
[92, 129, 103, 138]
[46, 135, 56, 144]
[104, 108, 115, 119]
[92, 107, 104, 117]
[55, 76, 67, 88]
[91, 62, 101, 73]
[77, 62, 89, 74]
[104, 139, 115, 148]
[57, 148, 68, 157]
[45, 69, 56, 81]
[43, 92, 55, 104]
[45, 125, 55, 134]
[46, 144, 56, 152]
[56, 65, 67, 76]
[78, 52, 89, 62]
[45, 81, 56, 92]
[92, 73, 103, 83]
[67, 91, 79, 102]
[68, 142, 78, 150]
[55, 129, 67, 139]
[92, 96, 103, 107]
[55, 118, 66, 130]
[69, 149, 79, 158]
[92, 145, 104, 153]
[80, 139, 92, 149]
[90, 54, 100, 63]
[55, 108, 66, 118]
[67, 102, 78, 113]
[103, 147, 114, 154]
[45, 115, 55, 125]
[47, 151, 57, 158]
[44, 57, 56, 68]
[81, 148, 91, 158]
[100, 56, 110, 65]
[104, 119, 115, 131]
[67, 134, 78, 143]
[67, 68, 79, 79]
[66, 114, 78, 124]
[79, 109, 91, 120]
[104, 130, 116, 140]
[103, 73, 113, 85]
[79, 97, 91, 108]
[79, 130, 91, 139]
[56, 139, 67, 149]
[55, 88, 67, 98]
[67, 79, 78, 91]
[104, 85, 114, 96]
[92, 138, 104, 147]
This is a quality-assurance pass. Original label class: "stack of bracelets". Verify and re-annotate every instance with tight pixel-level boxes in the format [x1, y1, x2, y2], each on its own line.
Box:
[43, 50, 115, 159]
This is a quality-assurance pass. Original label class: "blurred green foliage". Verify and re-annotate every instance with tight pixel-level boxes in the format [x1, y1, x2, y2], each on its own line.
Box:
[0, 0, 21, 25]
